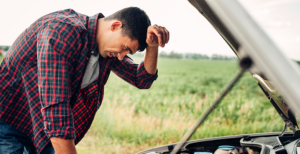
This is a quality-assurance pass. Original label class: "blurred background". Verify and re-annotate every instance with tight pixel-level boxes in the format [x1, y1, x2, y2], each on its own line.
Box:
[0, 0, 300, 153]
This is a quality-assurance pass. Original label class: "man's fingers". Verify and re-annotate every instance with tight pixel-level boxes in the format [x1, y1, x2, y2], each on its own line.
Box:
[148, 33, 152, 41]
[159, 26, 166, 47]
[163, 27, 169, 44]
[148, 25, 170, 47]
[161, 26, 168, 46]
[157, 25, 165, 47]
[152, 25, 164, 47]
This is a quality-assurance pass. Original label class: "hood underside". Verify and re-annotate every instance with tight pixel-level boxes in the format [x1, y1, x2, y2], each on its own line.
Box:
[188, 0, 298, 132]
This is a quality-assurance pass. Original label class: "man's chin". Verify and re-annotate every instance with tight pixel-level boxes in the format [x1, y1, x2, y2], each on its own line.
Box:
[99, 51, 108, 58]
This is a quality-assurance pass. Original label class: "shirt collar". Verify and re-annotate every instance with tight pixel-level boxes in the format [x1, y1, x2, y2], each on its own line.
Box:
[87, 13, 104, 56]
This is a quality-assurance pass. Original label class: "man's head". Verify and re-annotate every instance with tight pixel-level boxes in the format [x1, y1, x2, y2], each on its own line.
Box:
[96, 7, 151, 60]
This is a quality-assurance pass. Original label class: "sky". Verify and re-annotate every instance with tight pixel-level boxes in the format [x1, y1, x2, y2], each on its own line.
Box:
[0, 0, 299, 59]
[239, 0, 300, 60]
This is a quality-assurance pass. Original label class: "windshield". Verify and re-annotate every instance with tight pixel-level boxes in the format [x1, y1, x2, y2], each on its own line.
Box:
[238, 0, 300, 60]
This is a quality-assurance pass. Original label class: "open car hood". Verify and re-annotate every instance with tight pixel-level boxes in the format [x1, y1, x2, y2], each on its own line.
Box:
[188, 0, 298, 132]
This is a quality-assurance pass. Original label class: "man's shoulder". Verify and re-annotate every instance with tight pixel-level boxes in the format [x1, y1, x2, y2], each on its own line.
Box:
[51, 9, 87, 21]
[37, 9, 88, 31]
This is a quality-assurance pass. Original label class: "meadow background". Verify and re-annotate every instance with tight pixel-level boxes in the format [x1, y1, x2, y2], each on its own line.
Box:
[0, 54, 292, 153]
[76, 56, 286, 154]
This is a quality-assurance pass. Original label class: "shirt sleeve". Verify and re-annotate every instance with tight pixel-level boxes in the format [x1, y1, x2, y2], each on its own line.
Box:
[111, 55, 158, 89]
[37, 25, 75, 139]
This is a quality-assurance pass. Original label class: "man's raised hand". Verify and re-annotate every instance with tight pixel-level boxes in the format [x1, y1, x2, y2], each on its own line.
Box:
[146, 24, 170, 48]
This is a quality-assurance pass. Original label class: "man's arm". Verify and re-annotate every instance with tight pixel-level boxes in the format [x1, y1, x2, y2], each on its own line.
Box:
[144, 25, 169, 74]
[111, 25, 169, 88]
[37, 26, 78, 154]
[111, 56, 157, 89]
[50, 138, 77, 154]
[144, 46, 158, 75]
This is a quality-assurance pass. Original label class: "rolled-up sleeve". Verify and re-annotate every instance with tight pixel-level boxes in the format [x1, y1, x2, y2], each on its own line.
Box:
[111, 56, 158, 89]
[37, 26, 75, 139]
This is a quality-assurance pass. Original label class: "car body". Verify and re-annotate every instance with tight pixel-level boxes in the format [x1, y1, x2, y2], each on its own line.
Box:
[137, 0, 300, 154]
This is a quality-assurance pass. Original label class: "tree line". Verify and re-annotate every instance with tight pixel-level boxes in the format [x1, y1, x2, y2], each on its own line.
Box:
[0, 46, 9, 51]
[1, 46, 299, 64]
[134, 51, 238, 60]
[0, 46, 10, 56]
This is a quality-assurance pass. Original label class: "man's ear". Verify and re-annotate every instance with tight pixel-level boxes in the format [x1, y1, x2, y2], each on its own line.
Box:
[111, 21, 123, 32]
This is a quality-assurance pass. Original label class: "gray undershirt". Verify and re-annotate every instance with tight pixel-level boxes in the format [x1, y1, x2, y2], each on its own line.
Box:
[80, 50, 100, 89]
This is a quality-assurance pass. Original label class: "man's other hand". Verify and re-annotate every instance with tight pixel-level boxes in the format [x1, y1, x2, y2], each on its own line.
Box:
[146, 25, 170, 48]
[50, 137, 77, 154]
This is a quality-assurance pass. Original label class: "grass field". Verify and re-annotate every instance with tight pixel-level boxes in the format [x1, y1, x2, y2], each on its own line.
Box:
[76, 57, 284, 154]
[0, 55, 286, 154]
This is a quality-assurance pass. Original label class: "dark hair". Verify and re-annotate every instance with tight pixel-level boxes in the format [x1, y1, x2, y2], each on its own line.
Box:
[105, 7, 151, 52]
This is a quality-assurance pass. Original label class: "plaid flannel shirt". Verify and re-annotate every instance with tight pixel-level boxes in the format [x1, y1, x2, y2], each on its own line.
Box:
[0, 9, 157, 154]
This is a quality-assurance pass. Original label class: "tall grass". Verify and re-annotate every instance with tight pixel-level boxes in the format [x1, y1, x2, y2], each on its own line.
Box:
[0, 54, 288, 153]
[0, 56, 283, 154]
[76, 58, 284, 154]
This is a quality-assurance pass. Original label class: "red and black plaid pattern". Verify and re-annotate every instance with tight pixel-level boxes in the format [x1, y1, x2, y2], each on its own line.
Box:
[0, 9, 157, 154]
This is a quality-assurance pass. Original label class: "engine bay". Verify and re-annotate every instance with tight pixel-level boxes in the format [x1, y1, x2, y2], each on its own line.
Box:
[139, 131, 300, 154]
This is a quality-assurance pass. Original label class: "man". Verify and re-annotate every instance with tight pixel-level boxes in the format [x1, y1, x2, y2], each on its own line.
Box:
[0, 7, 169, 154]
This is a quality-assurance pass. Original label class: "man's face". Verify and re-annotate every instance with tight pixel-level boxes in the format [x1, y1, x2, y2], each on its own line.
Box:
[98, 22, 139, 60]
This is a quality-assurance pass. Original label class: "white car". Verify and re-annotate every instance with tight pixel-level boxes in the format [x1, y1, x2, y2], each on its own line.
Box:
[137, 0, 300, 154]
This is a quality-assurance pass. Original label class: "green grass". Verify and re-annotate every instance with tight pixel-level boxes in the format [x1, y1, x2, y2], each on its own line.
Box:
[76, 58, 283, 154]
[0, 54, 287, 153]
